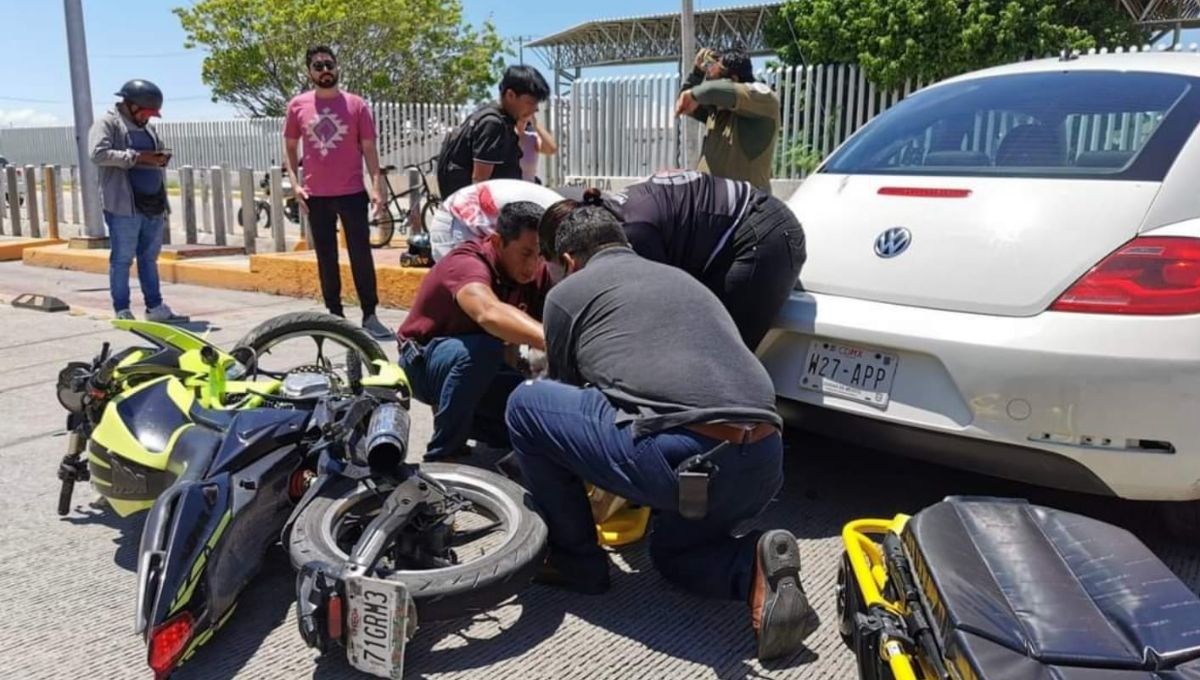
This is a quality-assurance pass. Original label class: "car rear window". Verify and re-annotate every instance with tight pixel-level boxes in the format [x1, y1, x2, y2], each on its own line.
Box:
[821, 70, 1200, 181]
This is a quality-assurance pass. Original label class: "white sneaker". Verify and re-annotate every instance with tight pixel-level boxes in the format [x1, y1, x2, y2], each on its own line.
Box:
[146, 304, 187, 323]
[115, 309, 135, 321]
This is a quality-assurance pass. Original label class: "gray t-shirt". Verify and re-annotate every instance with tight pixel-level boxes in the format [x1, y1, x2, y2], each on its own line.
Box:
[544, 246, 781, 437]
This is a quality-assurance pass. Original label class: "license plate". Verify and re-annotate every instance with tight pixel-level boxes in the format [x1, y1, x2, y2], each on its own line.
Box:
[344, 574, 412, 679]
[800, 340, 898, 408]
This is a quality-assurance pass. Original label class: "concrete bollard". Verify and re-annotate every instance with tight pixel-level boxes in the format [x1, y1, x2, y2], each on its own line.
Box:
[43, 166, 59, 239]
[222, 164, 235, 236]
[269, 166, 285, 252]
[70, 165, 81, 225]
[24, 165, 40, 237]
[211, 166, 227, 246]
[180, 166, 197, 245]
[199, 168, 212, 234]
[53, 165, 65, 231]
[6, 166, 20, 236]
[240, 167, 257, 254]
[407, 166, 422, 233]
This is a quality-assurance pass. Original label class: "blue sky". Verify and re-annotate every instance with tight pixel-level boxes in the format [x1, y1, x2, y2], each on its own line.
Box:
[0, 0, 1190, 126]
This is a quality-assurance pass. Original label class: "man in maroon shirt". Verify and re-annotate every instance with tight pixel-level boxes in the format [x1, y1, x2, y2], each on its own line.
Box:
[398, 201, 552, 460]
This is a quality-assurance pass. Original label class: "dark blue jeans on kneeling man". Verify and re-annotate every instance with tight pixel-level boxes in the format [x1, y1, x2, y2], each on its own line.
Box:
[399, 334, 524, 460]
[505, 378, 784, 600]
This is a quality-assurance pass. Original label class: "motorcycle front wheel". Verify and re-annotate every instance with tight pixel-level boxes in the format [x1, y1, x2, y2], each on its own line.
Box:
[287, 464, 548, 621]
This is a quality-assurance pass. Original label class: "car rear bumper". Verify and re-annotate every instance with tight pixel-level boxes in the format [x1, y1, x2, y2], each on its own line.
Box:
[759, 292, 1200, 501]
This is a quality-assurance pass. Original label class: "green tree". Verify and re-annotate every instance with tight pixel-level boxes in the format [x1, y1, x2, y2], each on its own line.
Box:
[765, 0, 1148, 89]
[174, 0, 507, 117]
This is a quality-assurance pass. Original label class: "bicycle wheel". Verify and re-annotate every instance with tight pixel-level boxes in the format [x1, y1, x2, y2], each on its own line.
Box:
[368, 202, 397, 249]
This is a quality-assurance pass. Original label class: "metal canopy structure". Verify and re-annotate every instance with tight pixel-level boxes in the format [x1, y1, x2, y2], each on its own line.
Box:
[1120, 0, 1200, 27]
[527, 3, 781, 75]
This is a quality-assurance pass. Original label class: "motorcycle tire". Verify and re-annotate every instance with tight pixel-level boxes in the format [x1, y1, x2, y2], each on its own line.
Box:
[232, 311, 387, 375]
[288, 464, 548, 622]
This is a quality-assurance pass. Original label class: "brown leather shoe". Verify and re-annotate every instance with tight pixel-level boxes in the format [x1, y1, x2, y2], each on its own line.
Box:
[749, 530, 819, 661]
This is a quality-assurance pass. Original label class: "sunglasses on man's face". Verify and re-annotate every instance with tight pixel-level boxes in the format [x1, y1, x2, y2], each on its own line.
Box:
[310, 61, 337, 72]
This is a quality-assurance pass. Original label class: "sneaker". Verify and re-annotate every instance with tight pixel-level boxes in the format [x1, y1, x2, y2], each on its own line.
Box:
[362, 314, 393, 341]
[749, 529, 819, 661]
[146, 304, 188, 323]
[115, 309, 135, 321]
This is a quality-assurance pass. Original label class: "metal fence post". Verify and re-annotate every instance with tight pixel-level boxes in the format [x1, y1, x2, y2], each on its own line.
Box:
[199, 167, 212, 234]
[5, 166, 20, 235]
[240, 167, 257, 254]
[211, 165, 227, 246]
[70, 165, 81, 224]
[180, 166, 197, 244]
[43, 166, 59, 239]
[24, 165, 40, 237]
[269, 166, 285, 252]
[0, 172, 5, 236]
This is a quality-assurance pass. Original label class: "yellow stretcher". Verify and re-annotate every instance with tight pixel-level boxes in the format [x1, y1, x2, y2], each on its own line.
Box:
[838, 516, 926, 680]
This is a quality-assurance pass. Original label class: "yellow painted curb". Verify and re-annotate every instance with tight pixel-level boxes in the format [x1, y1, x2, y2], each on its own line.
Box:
[0, 238, 66, 261]
[23, 244, 429, 309]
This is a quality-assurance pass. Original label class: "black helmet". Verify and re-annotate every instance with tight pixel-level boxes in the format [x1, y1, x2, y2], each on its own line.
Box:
[115, 79, 163, 111]
[407, 232, 432, 257]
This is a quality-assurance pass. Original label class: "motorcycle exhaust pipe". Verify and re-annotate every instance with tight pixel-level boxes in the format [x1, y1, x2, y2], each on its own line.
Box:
[358, 403, 410, 475]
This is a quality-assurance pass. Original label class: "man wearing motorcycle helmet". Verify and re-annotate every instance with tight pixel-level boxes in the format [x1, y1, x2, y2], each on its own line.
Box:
[88, 79, 185, 322]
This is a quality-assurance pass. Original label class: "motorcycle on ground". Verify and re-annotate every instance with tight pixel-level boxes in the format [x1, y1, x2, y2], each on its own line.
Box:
[53, 312, 548, 679]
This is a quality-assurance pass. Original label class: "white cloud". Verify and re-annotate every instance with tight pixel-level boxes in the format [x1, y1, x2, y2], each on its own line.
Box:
[0, 108, 61, 128]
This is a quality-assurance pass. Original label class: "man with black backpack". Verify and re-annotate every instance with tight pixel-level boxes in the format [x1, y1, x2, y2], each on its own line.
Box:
[436, 65, 550, 199]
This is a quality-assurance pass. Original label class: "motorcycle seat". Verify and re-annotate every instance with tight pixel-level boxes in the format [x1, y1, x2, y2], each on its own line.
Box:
[903, 497, 1200, 677]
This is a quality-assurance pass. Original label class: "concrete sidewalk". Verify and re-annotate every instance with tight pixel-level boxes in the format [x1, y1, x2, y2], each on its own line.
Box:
[22, 241, 430, 310]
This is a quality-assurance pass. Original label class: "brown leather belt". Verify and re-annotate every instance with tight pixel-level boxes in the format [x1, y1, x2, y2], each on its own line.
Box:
[685, 421, 779, 445]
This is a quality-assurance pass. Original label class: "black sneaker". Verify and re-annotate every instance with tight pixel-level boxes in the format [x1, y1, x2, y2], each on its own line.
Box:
[749, 529, 819, 661]
[362, 314, 393, 341]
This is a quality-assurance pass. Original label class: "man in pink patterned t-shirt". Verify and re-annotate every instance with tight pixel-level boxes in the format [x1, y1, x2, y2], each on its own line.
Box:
[283, 44, 391, 340]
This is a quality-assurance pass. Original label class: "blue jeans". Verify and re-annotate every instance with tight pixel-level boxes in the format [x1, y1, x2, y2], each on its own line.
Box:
[505, 380, 784, 601]
[398, 334, 524, 459]
[105, 211, 164, 313]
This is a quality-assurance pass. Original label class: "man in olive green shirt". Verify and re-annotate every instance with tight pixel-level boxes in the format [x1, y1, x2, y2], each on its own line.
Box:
[675, 48, 780, 191]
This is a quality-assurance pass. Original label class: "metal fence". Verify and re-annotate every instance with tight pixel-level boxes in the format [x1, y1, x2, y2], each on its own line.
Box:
[0, 102, 471, 172]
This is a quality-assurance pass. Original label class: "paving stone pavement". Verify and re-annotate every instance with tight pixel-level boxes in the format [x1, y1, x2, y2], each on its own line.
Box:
[0, 261, 1196, 680]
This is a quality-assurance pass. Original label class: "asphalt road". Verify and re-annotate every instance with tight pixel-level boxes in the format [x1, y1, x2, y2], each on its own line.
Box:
[0, 261, 1195, 680]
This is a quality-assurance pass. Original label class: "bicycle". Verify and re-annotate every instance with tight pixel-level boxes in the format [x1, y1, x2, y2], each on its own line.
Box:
[369, 157, 441, 251]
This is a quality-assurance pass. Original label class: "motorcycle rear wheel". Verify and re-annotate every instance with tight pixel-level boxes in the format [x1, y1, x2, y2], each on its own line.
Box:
[288, 464, 548, 622]
[231, 311, 388, 385]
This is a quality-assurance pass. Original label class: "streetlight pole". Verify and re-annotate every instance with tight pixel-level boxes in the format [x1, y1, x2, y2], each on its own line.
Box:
[680, 0, 700, 167]
[64, 0, 105, 243]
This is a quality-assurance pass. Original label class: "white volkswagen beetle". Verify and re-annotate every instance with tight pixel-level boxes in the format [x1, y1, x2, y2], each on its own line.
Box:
[760, 52, 1200, 536]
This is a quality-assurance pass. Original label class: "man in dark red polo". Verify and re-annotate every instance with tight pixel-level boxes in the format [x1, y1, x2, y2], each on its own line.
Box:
[397, 201, 551, 461]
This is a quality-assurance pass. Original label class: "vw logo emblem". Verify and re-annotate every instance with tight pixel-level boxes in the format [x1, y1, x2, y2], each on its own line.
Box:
[874, 227, 912, 258]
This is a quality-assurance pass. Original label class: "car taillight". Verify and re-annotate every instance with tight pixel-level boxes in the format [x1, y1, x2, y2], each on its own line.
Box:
[149, 612, 194, 679]
[1050, 236, 1200, 315]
